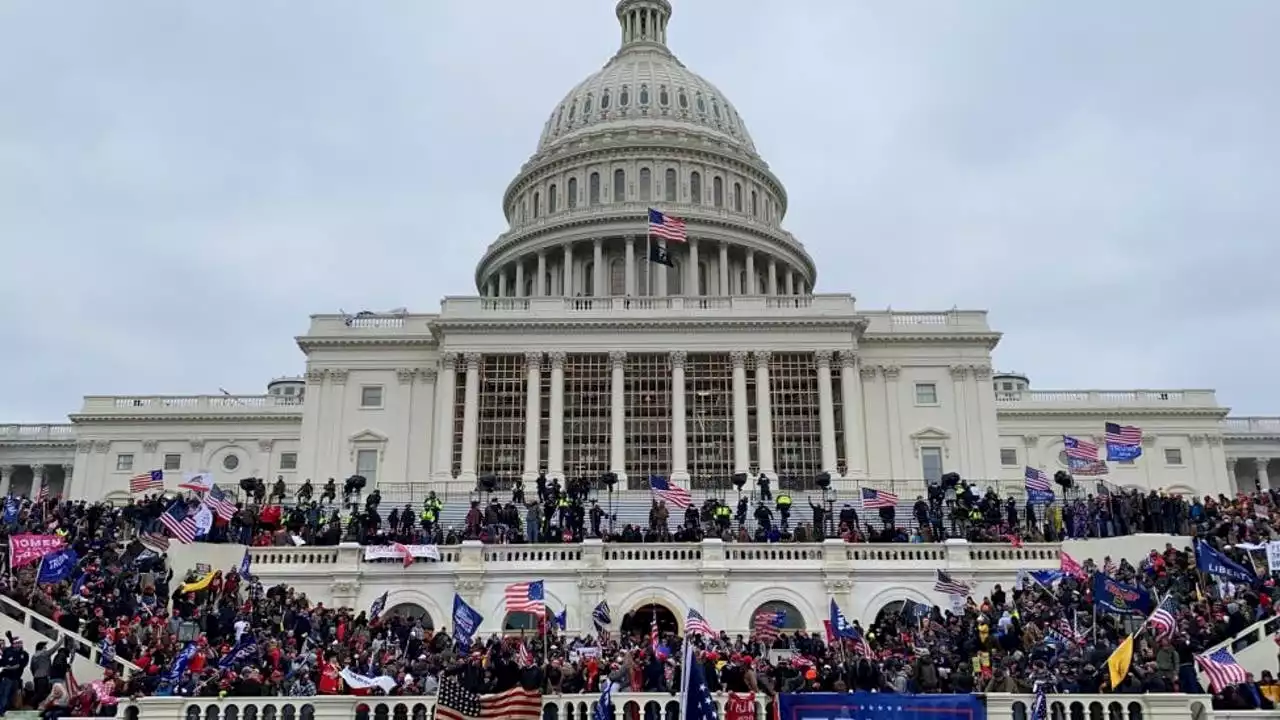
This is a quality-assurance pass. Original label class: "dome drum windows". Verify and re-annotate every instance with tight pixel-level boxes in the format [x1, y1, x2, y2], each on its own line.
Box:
[589, 173, 601, 205]
[548, 184, 558, 213]
[664, 168, 677, 202]
[583, 93, 594, 114]
[567, 177, 578, 209]
[712, 98, 721, 121]
[639, 85, 649, 106]
[619, 85, 630, 108]
[658, 85, 669, 107]
[639, 168, 652, 201]
[713, 176, 724, 208]
[696, 93, 707, 114]
[678, 89, 689, 110]
[690, 172, 702, 204]
[533, 191, 541, 219]
[601, 89, 612, 111]
[733, 182, 743, 212]
[613, 169, 625, 202]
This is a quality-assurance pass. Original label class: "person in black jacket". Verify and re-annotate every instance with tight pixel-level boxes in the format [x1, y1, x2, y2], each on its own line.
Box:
[0, 636, 30, 716]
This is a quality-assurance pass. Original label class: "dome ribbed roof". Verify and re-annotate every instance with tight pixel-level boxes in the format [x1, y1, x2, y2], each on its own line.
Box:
[535, 0, 757, 156]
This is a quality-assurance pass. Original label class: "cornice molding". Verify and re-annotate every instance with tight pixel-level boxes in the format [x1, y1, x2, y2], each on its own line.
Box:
[295, 336, 436, 352]
[997, 408, 1230, 419]
[0, 440, 76, 449]
[68, 413, 303, 424]
[430, 317, 865, 333]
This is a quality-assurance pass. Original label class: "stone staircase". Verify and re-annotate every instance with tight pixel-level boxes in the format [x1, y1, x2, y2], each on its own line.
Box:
[0, 593, 142, 683]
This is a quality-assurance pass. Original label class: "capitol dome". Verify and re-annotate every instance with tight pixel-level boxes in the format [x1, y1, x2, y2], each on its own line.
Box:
[474, 0, 816, 300]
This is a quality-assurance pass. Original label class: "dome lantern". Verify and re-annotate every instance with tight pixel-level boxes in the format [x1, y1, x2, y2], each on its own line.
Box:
[616, 0, 672, 51]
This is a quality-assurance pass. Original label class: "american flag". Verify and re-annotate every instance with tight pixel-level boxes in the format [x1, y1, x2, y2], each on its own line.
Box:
[204, 485, 237, 521]
[1069, 458, 1110, 476]
[515, 642, 534, 668]
[686, 608, 716, 638]
[1054, 618, 1085, 645]
[1149, 594, 1178, 638]
[752, 608, 786, 643]
[647, 208, 687, 243]
[35, 478, 48, 503]
[1060, 552, 1086, 578]
[650, 613, 660, 654]
[848, 625, 874, 657]
[1195, 648, 1248, 693]
[861, 487, 899, 509]
[933, 570, 970, 596]
[436, 678, 541, 720]
[1024, 466, 1052, 494]
[504, 581, 545, 614]
[159, 501, 198, 544]
[1063, 436, 1099, 461]
[129, 470, 164, 494]
[648, 476, 691, 509]
[139, 532, 170, 552]
[1105, 422, 1143, 447]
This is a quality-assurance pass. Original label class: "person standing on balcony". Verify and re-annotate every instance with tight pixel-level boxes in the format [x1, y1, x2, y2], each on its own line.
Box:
[0, 635, 29, 715]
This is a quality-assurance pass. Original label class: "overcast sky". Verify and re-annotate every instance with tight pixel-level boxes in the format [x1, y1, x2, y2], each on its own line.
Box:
[2, 0, 1277, 422]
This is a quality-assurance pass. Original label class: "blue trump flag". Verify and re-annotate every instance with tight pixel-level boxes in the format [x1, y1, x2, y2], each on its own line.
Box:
[679, 640, 717, 720]
[778, 693, 985, 720]
[37, 549, 79, 584]
[1092, 573, 1153, 617]
[218, 635, 259, 670]
[452, 594, 483, 651]
[1195, 538, 1255, 583]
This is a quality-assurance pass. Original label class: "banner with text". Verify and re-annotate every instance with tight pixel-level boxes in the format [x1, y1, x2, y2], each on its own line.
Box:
[363, 545, 441, 562]
[9, 534, 67, 570]
[777, 692, 985, 720]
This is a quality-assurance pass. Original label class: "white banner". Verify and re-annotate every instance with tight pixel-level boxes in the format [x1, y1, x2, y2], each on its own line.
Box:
[1267, 541, 1280, 573]
[363, 544, 441, 562]
[339, 669, 397, 692]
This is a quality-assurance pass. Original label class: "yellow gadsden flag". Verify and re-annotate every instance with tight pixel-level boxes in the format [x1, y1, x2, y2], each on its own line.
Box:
[1107, 634, 1135, 689]
[179, 571, 215, 594]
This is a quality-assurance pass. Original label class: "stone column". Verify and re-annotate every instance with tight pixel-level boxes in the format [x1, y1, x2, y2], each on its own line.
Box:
[548, 351, 567, 482]
[785, 271, 795, 295]
[0, 466, 10, 496]
[1258, 458, 1271, 490]
[1227, 457, 1240, 493]
[562, 243, 574, 296]
[536, 251, 547, 297]
[687, 238, 700, 296]
[515, 262, 526, 298]
[31, 464, 44, 498]
[767, 258, 778, 296]
[839, 352, 865, 478]
[497, 268, 508, 298]
[731, 351, 749, 474]
[745, 250, 756, 294]
[815, 351, 838, 476]
[718, 242, 730, 295]
[624, 236, 636, 296]
[432, 354, 458, 480]
[754, 351, 775, 480]
[609, 351, 627, 487]
[61, 464, 73, 499]
[459, 353, 482, 485]
[522, 353, 543, 482]
[671, 351, 689, 483]
[593, 239, 604, 297]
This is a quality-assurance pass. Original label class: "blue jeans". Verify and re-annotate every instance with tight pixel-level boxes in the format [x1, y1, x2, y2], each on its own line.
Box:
[0, 676, 16, 714]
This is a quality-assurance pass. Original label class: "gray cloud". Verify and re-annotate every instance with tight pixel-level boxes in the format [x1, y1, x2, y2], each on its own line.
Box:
[1, 0, 1277, 420]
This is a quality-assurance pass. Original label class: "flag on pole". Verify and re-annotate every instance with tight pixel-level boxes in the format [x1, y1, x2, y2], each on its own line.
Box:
[504, 581, 546, 614]
[647, 208, 687, 243]
[860, 487, 899, 509]
[1195, 648, 1248, 693]
[1105, 422, 1143, 461]
[933, 570, 970, 596]
[129, 470, 164, 494]
[159, 502, 197, 544]
[686, 608, 715, 638]
[1063, 436, 1099, 461]
[648, 476, 691, 508]
[1149, 594, 1178, 638]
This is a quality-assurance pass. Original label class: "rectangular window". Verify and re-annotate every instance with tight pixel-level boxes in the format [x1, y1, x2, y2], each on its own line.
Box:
[1164, 448, 1183, 465]
[920, 447, 944, 484]
[1000, 448, 1018, 466]
[116, 454, 134, 472]
[163, 454, 182, 471]
[356, 449, 379, 484]
[280, 453, 298, 470]
[360, 385, 383, 408]
[915, 383, 938, 405]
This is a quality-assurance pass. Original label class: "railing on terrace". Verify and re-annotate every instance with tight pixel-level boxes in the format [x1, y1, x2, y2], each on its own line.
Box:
[438, 294, 859, 318]
[0, 592, 141, 678]
[996, 388, 1220, 407]
[77, 395, 304, 414]
[115, 692, 1223, 720]
[1223, 417, 1280, 434]
[0, 423, 75, 441]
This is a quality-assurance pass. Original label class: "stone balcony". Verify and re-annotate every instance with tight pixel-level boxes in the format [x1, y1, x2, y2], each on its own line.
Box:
[1224, 417, 1280, 437]
[0, 424, 75, 443]
[996, 388, 1223, 412]
[73, 395, 304, 418]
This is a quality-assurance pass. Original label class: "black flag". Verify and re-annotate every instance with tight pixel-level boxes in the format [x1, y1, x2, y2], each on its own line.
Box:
[648, 243, 673, 267]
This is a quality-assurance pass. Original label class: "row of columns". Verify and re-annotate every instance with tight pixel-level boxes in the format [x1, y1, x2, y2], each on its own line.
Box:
[1228, 456, 1271, 490]
[431, 349, 866, 486]
[0, 464, 69, 497]
[484, 237, 807, 298]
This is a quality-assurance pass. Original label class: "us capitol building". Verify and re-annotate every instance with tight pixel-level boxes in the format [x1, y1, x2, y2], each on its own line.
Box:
[1, 0, 1276, 631]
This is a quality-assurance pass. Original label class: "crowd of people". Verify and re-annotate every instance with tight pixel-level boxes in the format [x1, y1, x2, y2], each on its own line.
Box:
[0, 483, 1273, 716]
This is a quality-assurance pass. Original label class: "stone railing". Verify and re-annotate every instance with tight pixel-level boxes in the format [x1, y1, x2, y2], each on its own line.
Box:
[995, 389, 1219, 407]
[247, 537, 1061, 577]
[0, 424, 76, 442]
[77, 395, 304, 415]
[115, 692, 1224, 720]
[0, 592, 141, 678]
[438, 293, 858, 318]
[307, 313, 439, 335]
[1223, 417, 1280, 435]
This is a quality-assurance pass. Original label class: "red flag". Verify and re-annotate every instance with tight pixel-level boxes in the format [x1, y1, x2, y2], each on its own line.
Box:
[393, 542, 414, 568]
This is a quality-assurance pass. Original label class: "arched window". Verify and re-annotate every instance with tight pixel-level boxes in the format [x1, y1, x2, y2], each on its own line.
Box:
[533, 191, 540, 218]
[609, 258, 625, 296]
[668, 260, 683, 296]
[664, 169, 677, 202]
[601, 89, 612, 110]
[583, 261, 594, 296]
[520, 200, 527, 223]
[584, 93, 594, 114]
[548, 184, 558, 213]
[613, 169, 626, 202]
[568, 101, 576, 122]
[589, 173, 600, 205]
[639, 84, 650, 106]
[713, 177, 724, 207]
[751, 190, 758, 217]
[620, 85, 630, 107]
[733, 182, 743, 212]
[567, 177, 578, 209]
[639, 168, 651, 201]
[690, 172, 702, 203]
[696, 93, 706, 114]
[712, 98, 721, 120]
[659, 85, 670, 107]
[698, 262, 709, 296]
[678, 89, 689, 110]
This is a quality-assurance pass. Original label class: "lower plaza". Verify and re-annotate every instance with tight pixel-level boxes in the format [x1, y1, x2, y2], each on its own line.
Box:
[2, 2, 1278, 719]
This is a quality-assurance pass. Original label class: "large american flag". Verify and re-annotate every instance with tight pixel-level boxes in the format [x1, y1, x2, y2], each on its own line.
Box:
[139, 532, 170, 552]
[435, 678, 541, 720]
[752, 608, 786, 643]
[204, 485, 237, 521]
[1024, 466, 1052, 494]
[1105, 422, 1143, 447]
[861, 487, 898, 509]
[159, 501, 198, 544]
[129, 470, 163, 494]
[686, 608, 716, 638]
[648, 476, 691, 509]
[1063, 436, 1099, 461]
[933, 570, 970, 596]
[504, 581, 545, 614]
[647, 208, 687, 243]
[1195, 648, 1248, 693]
[1149, 594, 1178, 638]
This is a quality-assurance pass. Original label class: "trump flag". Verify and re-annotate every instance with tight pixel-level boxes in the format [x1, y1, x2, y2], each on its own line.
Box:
[777, 692, 985, 720]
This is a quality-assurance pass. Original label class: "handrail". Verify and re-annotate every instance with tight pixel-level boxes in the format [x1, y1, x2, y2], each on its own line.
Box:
[0, 591, 141, 677]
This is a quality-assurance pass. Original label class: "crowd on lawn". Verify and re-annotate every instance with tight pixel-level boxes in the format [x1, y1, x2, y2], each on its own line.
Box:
[0, 486, 1273, 717]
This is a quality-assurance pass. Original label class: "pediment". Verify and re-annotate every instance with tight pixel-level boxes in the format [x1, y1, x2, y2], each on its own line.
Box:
[909, 426, 951, 441]
[349, 428, 389, 444]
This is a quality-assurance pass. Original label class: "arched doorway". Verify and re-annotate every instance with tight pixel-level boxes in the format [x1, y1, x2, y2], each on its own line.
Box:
[749, 601, 805, 633]
[621, 603, 679, 639]
[503, 608, 552, 634]
[873, 598, 932, 634]
[385, 603, 434, 629]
